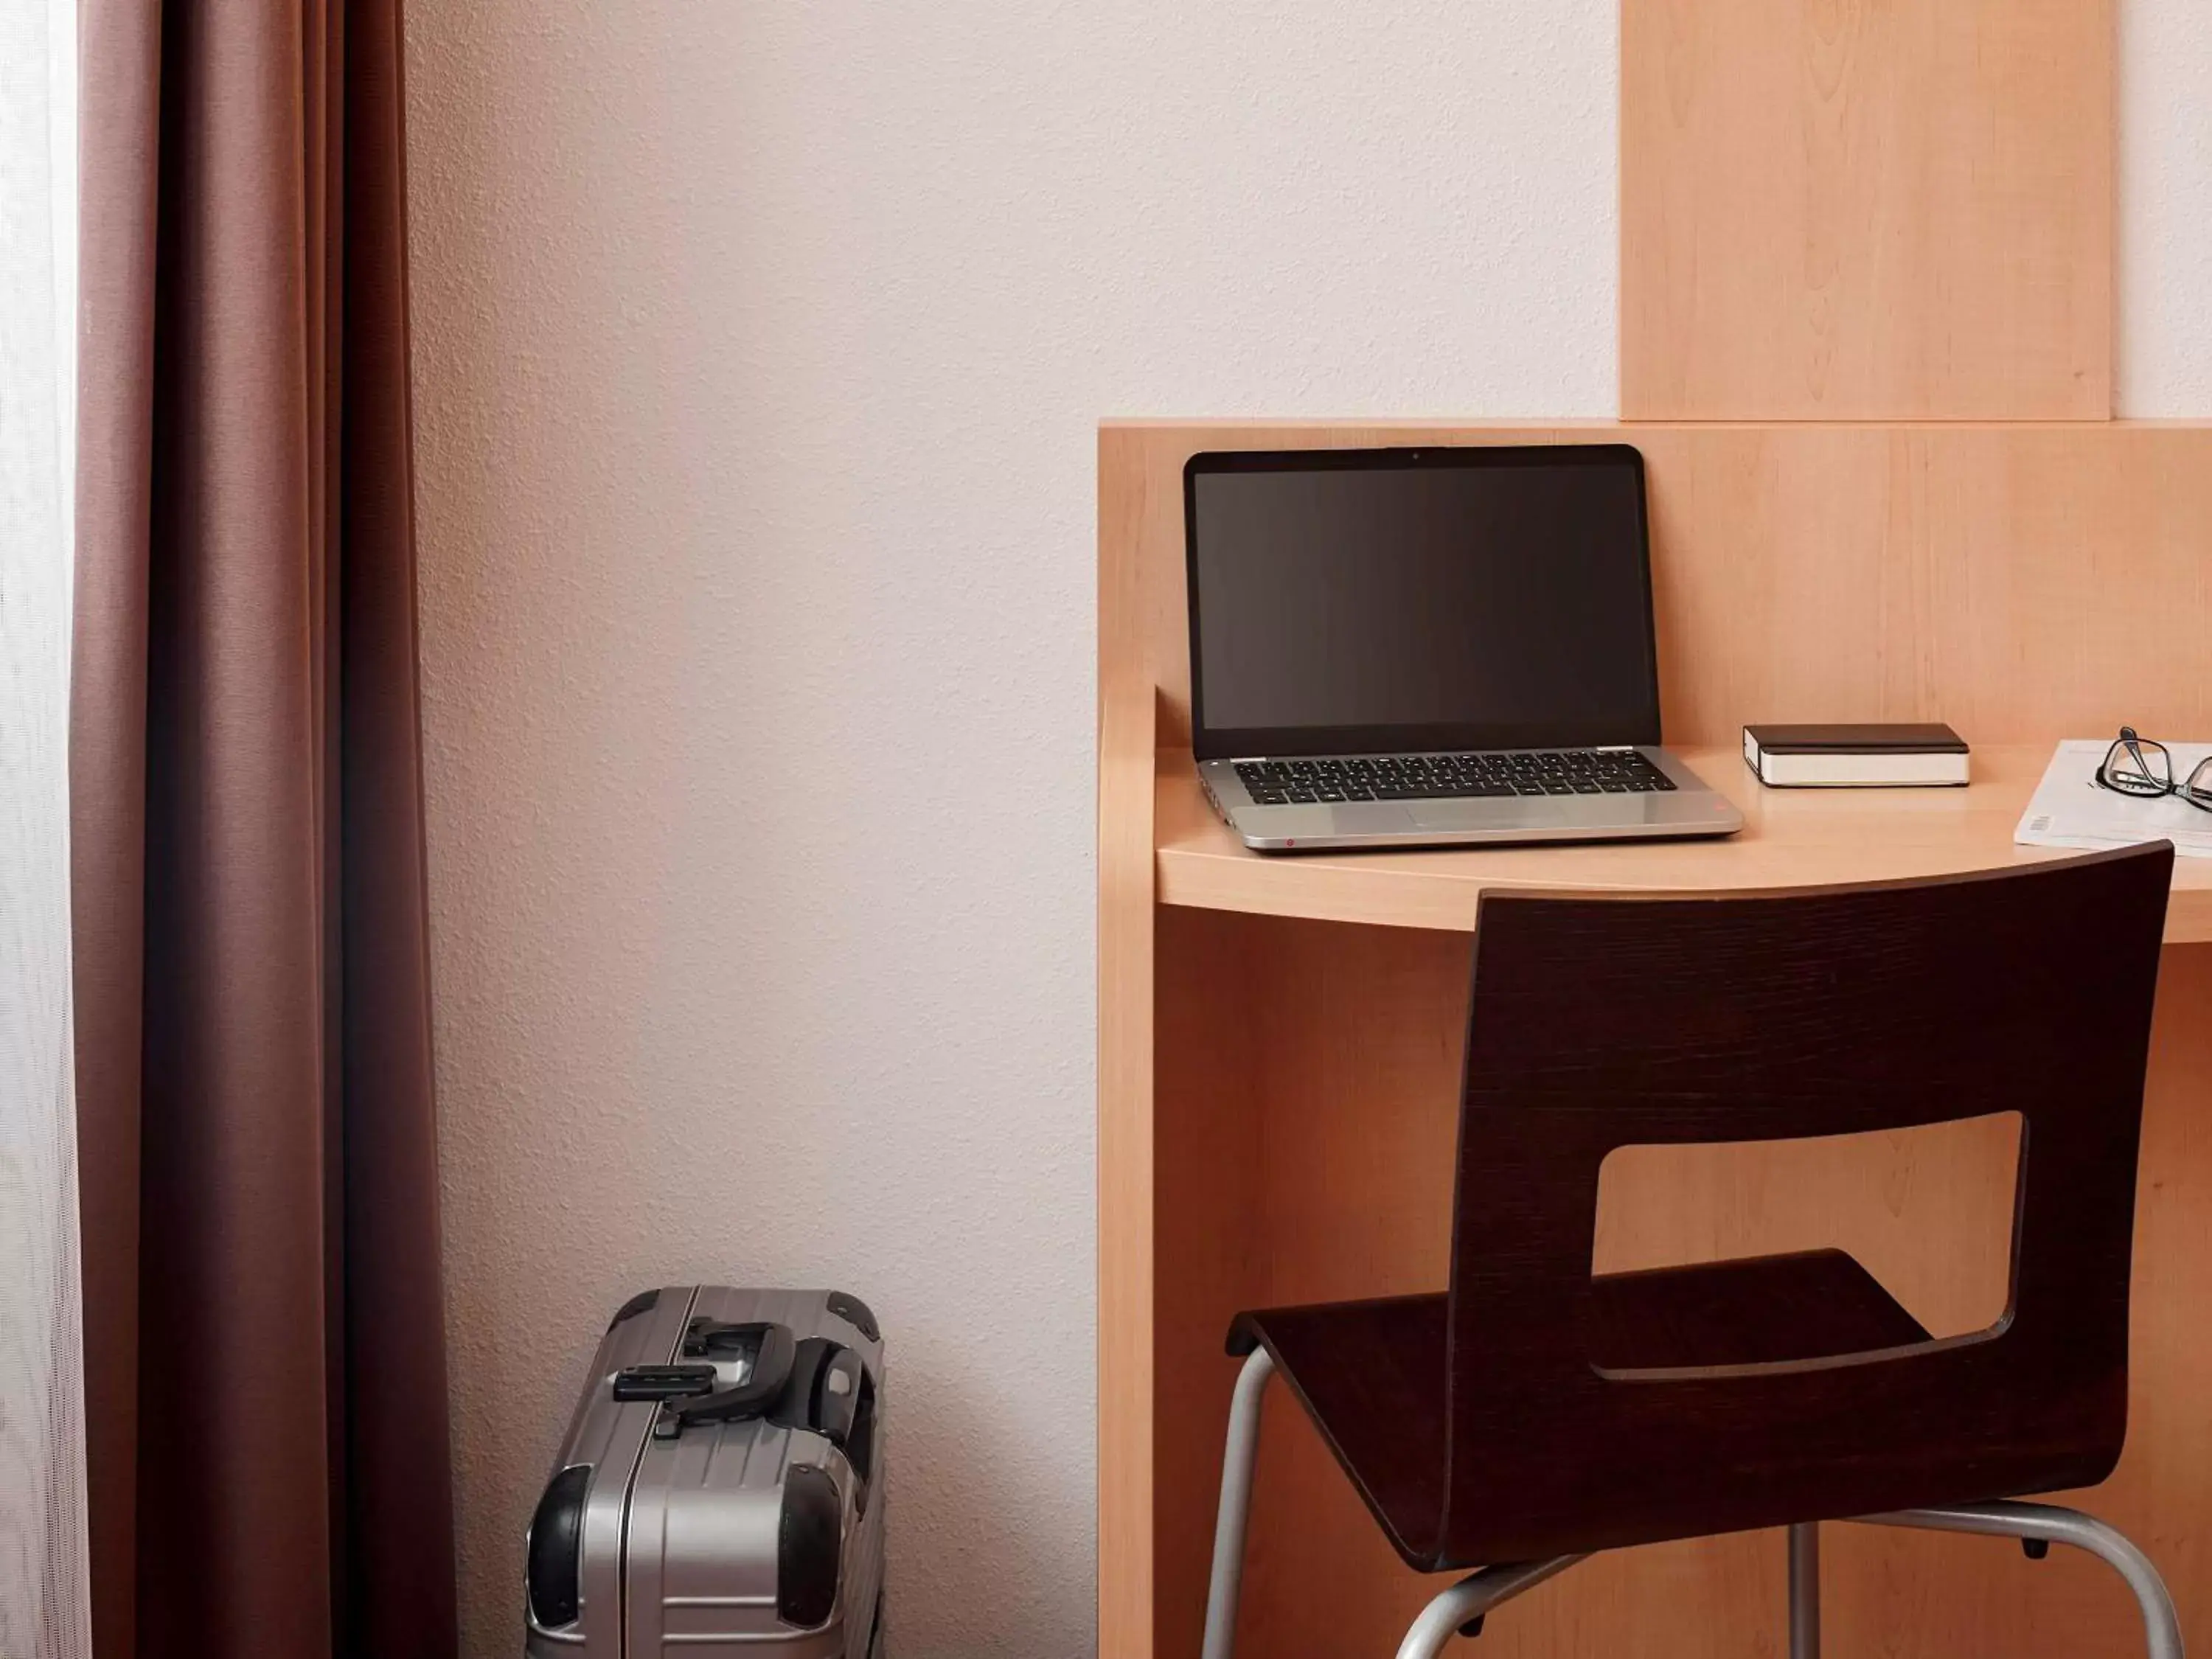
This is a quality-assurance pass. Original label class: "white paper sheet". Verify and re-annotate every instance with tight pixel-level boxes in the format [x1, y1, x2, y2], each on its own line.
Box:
[2014, 740, 2212, 858]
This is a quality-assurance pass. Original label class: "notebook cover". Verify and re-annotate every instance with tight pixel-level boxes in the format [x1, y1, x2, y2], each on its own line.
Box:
[1745, 723, 1968, 755]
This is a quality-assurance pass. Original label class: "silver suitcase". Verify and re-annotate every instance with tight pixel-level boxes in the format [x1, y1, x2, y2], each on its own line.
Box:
[525, 1286, 886, 1658]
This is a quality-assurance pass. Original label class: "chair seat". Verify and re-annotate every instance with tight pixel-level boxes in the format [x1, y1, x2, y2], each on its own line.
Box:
[1231, 1249, 1933, 1567]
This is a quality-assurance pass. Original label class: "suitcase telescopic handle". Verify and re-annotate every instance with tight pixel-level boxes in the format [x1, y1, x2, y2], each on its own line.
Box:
[652, 1321, 797, 1439]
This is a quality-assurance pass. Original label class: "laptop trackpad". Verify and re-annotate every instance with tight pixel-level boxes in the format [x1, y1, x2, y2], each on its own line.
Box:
[1410, 796, 1618, 832]
[1329, 802, 1418, 834]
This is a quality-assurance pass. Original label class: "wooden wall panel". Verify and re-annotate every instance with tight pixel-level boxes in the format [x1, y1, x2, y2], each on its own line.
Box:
[1155, 919, 2212, 1658]
[1621, 0, 2113, 419]
[1103, 422, 2212, 752]
[1220, 918, 1470, 1658]
[1099, 429, 1163, 1659]
[1640, 424, 2212, 742]
[1150, 906, 1272, 1659]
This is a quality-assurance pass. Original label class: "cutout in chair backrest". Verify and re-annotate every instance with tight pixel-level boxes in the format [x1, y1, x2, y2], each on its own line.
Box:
[1592, 1110, 2025, 1346]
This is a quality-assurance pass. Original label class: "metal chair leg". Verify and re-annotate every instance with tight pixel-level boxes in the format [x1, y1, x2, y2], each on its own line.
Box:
[1202, 1349, 1582, 1659]
[1851, 1500, 2183, 1659]
[1393, 1556, 1589, 1659]
[1200, 1349, 1276, 1659]
[1789, 1522, 1820, 1659]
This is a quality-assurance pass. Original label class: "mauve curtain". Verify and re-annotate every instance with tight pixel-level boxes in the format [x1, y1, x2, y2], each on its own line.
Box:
[70, 0, 458, 1655]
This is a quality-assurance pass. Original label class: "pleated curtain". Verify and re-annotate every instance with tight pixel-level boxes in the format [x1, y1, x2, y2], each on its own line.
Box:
[71, 1, 459, 1653]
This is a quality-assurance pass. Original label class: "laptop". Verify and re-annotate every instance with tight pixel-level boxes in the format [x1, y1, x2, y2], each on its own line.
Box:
[1185, 444, 1743, 852]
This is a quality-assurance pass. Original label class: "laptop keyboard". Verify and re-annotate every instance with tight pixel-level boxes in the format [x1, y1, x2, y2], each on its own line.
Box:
[1234, 749, 1677, 805]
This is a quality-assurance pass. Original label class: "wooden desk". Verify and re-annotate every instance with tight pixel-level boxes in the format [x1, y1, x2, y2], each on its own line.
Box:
[1134, 748, 2212, 1659]
[1155, 744, 2212, 942]
[1101, 421, 2212, 1659]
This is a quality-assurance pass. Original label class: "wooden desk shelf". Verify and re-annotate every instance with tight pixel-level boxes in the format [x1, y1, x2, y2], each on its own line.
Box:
[1102, 420, 2212, 1659]
[1156, 745, 2212, 942]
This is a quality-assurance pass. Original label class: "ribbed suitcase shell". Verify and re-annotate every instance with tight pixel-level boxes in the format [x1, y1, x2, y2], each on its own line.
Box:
[525, 1286, 886, 1658]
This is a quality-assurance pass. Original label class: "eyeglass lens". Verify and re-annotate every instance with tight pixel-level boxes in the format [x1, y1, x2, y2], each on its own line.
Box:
[2099, 727, 2212, 812]
[2185, 756, 2212, 807]
[2103, 727, 2173, 793]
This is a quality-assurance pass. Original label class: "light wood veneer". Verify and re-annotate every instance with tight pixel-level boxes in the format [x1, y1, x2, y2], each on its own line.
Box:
[1155, 745, 2212, 942]
[1103, 421, 2212, 754]
[1621, 0, 2112, 419]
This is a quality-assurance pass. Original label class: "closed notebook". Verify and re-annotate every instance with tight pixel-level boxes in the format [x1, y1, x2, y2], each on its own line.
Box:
[1742, 723, 1969, 788]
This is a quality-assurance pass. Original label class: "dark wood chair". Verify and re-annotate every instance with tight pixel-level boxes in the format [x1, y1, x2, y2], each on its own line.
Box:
[1200, 844, 2181, 1659]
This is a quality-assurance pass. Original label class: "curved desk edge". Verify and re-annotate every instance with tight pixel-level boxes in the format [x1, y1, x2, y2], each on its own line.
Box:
[1155, 746, 2212, 943]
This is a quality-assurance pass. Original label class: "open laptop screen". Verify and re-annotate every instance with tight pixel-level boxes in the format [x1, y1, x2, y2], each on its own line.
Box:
[1183, 445, 1661, 759]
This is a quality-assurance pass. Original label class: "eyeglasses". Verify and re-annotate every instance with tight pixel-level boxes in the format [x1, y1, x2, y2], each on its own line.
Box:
[2096, 727, 2212, 812]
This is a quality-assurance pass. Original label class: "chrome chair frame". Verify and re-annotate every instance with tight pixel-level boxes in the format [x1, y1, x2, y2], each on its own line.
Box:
[1200, 1349, 2184, 1659]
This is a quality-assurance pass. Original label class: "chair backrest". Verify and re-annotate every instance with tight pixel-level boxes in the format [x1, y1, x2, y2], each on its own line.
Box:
[1439, 844, 2173, 1565]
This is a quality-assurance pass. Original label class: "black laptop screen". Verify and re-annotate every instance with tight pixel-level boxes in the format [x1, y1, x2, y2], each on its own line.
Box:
[1183, 446, 1662, 759]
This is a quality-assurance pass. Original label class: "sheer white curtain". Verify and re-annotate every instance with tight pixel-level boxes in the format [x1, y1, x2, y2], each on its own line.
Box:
[0, 0, 90, 1653]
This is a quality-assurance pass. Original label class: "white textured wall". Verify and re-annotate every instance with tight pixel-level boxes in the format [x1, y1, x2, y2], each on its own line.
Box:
[400, 4, 1615, 1653]
[2118, 0, 2212, 414]
[1, 1, 88, 1655]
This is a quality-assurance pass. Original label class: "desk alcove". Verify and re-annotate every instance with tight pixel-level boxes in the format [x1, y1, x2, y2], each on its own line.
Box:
[1100, 423, 2212, 1659]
